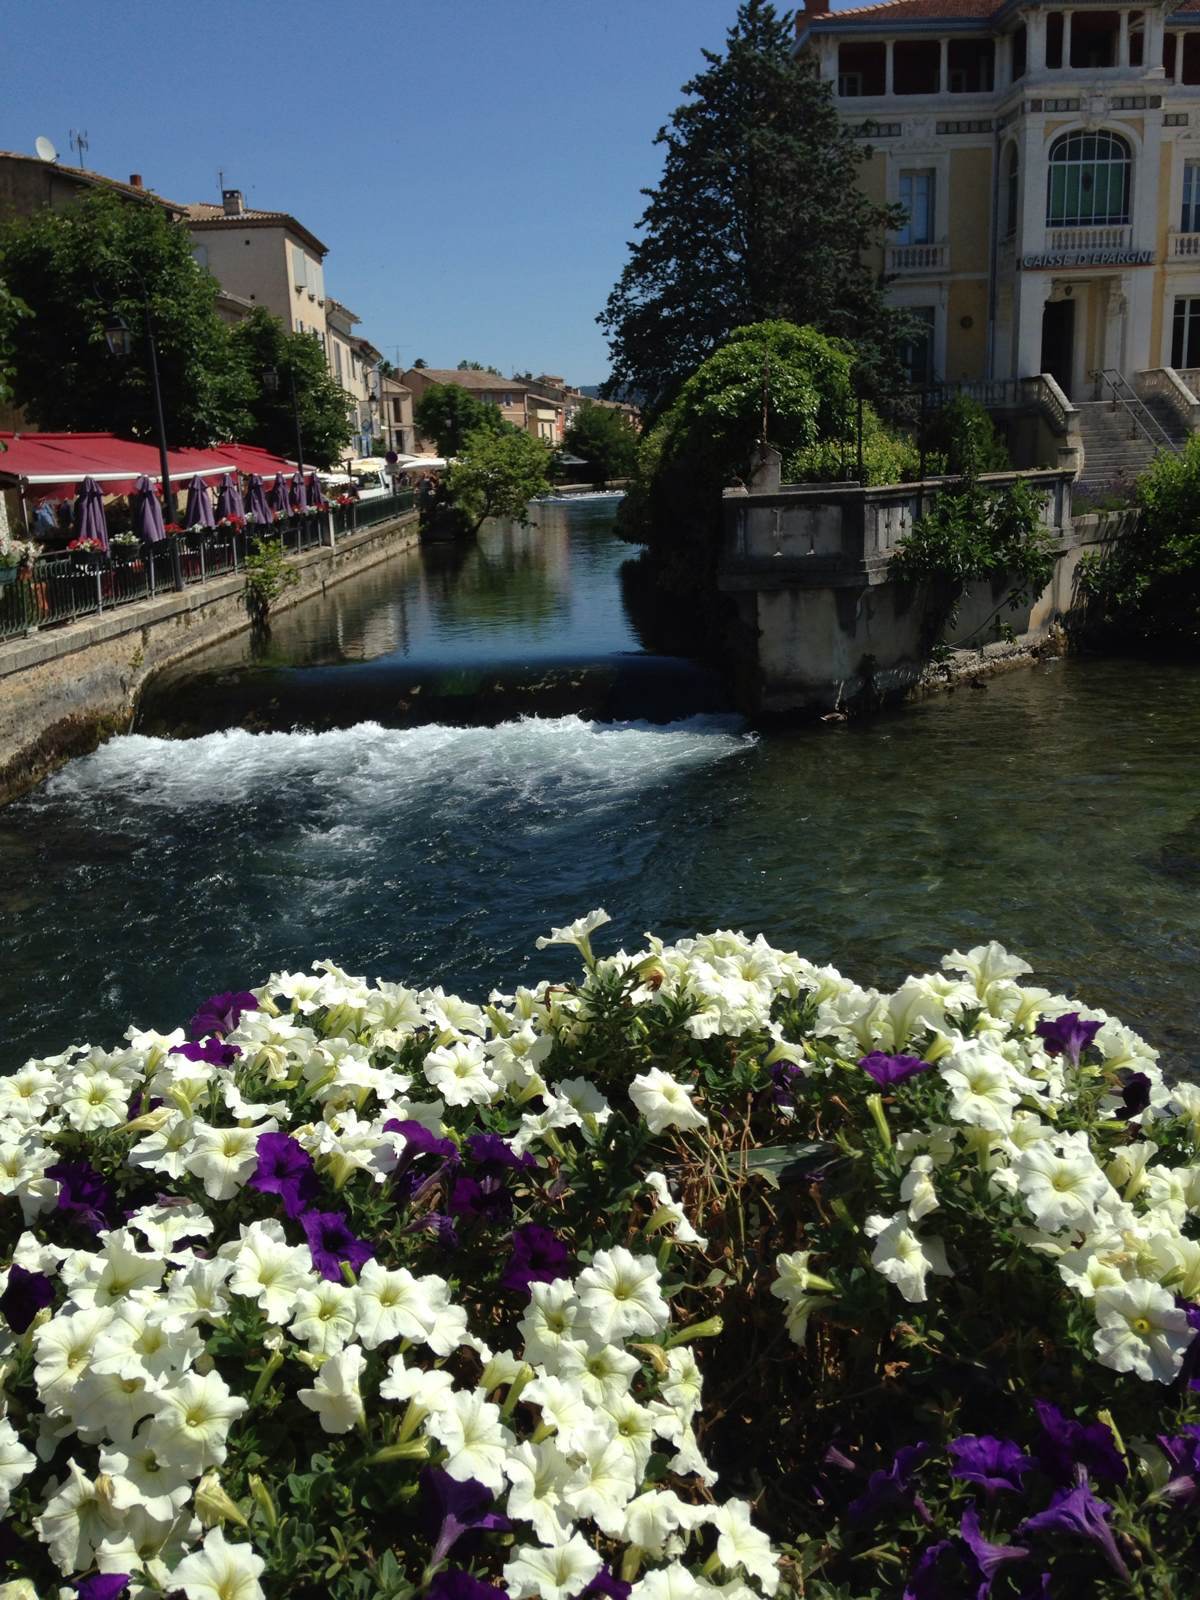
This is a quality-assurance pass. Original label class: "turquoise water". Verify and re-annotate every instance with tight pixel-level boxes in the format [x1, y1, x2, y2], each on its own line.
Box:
[1, 500, 1198, 1068]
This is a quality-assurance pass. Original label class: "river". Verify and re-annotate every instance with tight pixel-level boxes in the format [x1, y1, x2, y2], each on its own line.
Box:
[1, 496, 1198, 1070]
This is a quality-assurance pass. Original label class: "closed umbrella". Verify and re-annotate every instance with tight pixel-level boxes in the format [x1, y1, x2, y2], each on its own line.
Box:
[184, 474, 216, 529]
[306, 471, 328, 509]
[268, 473, 290, 515]
[215, 473, 245, 522]
[73, 477, 108, 551]
[131, 476, 166, 543]
[246, 474, 273, 526]
[288, 470, 308, 513]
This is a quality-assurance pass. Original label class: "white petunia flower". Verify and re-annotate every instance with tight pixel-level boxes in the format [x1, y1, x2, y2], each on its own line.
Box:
[534, 909, 612, 962]
[101, 1428, 194, 1522]
[630, 1068, 708, 1135]
[1016, 1142, 1112, 1233]
[865, 1211, 953, 1304]
[426, 1388, 513, 1493]
[1093, 1279, 1194, 1383]
[708, 1498, 779, 1594]
[422, 1039, 498, 1107]
[563, 1421, 639, 1535]
[33, 1458, 121, 1574]
[0, 1419, 35, 1515]
[941, 1046, 1022, 1134]
[170, 1526, 265, 1600]
[355, 1261, 438, 1350]
[378, 1355, 457, 1415]
[60, 1070, 129, 1133]
[34, 1307, 115, 1411]
[147, 1369, 248, 1474]
[502, 1437, 574, 1544]
[504, 1531, 604, 1599]
[645, 1171, 708, 1248]
[224, 1221, 313, 1324]
[298, 1344, 366, 1434]
[899, 1155, 939, 1221]
[524, 1373, 595, 1449]
[184, 1119, 277, 1201]
[576, 1248, 670, 1342]
[622, 1488, 709, 1556]
[289, 1281, 358, 1357]
[517, 1278, 582, 1364]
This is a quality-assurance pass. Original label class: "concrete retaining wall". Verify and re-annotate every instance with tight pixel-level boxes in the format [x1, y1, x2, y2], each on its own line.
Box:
[0, 511, 420, 803]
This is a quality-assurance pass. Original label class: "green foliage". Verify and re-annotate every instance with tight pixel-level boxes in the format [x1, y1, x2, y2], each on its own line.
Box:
[0, 250, 30, 412]
[599, 0, 905, 414]
[243, 532, 300, 623]
[456, 359, 503, 374]
[891, 473, 1056, 641]
[230, 308, 354, 469]
[0, 191, 251, 444]
[444, 426, 553, 533]
[413, 382, 512, 457]
[563, 401, 639, 484]
[788, 403, 928, 486]
[1076, 436, 1200, 647]
[925, 394, 1011, 476]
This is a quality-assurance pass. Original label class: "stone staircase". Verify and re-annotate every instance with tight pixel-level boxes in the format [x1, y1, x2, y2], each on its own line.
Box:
[1074, 393, 1190, 487]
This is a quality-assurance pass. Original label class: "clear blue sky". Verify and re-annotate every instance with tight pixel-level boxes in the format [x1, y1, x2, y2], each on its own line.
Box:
[3, 0, 758, 386]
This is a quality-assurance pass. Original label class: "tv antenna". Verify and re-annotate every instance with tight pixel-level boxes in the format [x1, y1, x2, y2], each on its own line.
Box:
[217, 167, 225, 197]
[69, 129, 89, 167]
[34, 135, 59, 164]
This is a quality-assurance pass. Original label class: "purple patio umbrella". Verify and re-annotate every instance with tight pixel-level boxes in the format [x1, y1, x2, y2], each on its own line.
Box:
[215, 473, 245, 522]
[246, 474, 273, 526]
[305, 471, 328, 509]
[73, 477, 108, 551]
[131, 475, 166, 543]
[184, 474, 216, 530]
[288, 470, 308, 513]
[268, 473, 290, 516]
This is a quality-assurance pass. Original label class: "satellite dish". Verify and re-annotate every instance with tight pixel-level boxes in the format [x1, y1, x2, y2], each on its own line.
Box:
[35, 136, 58, 164]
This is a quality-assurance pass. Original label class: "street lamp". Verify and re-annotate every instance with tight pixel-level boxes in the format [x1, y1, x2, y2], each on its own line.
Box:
[103, 284, 177, 524]
[262, 362, 305, 480]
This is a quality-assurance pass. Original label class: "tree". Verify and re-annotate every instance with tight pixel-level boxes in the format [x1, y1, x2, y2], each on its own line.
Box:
[564, 401, 639, 485]
[598, 0, 904, 416]
[457, 359, 502, 375]
[444, 427, 552, 534]
[230, 307, 354, 468]
[0, 252, 29, 414]
[0, 190, 251, 444]
[414, 381, 511, 457]
[412, 357, 428, 369]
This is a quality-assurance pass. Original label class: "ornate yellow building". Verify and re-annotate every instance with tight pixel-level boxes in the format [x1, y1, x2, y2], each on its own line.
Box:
[797, 0, 1200, 400]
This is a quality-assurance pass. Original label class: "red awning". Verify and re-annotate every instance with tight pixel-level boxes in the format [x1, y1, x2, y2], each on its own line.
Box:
[212, 442, 297, 478]
[0, 432, 248, 499]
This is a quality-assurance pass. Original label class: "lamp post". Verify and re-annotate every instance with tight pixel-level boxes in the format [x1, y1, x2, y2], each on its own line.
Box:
[262, 362, 304, 480]
[103, 292, 177, 525]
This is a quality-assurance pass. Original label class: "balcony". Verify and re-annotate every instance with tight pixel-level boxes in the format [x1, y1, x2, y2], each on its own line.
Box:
[1044, 225, 1131, 252]
[887, 241, 948, 273]
[1170, 231, 1200, 259]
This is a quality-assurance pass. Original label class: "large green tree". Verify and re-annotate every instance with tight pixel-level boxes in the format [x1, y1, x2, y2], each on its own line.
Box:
[0, 190, 250, 444]
[0, 251, 29, 415]
[599, 0, 904, 416]
[230, 308, 354, 468]
[564, 402, 639, 484]
[444, 427, 552, 534]
[414, 382, 511, 457]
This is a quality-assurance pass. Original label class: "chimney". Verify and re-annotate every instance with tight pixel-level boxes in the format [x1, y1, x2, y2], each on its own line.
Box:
[222, 188, 245, 217]
[128, 173, 143, 190]
[801, 0, 830, 19]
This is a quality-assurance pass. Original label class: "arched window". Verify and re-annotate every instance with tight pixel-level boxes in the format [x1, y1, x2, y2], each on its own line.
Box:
[1005, 144, 1020, 236]
[1046, 131, 1131, 226]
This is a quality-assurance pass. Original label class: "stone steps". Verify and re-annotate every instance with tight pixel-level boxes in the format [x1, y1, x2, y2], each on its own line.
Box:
[1073, 398, 1187, 483]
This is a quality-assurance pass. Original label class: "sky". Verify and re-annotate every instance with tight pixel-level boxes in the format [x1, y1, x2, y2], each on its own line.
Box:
[2, 0, 758, 387]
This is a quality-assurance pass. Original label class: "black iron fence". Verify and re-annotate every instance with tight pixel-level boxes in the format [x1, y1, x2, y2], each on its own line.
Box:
[331, 490, 416, 539]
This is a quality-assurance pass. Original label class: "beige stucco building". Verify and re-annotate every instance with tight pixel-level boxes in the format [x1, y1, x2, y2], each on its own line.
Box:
[797, 0, 1200, 398]
[185, 190, 330, 346]
[401, 369, 566, 445]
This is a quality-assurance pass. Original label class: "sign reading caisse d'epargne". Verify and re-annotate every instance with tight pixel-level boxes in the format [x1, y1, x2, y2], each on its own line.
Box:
[1021, 250, 1156, 269]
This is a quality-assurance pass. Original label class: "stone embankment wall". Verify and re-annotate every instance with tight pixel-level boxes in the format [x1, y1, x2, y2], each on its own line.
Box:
[0, 511, 419, 804]
[718, 457, 1123, 717]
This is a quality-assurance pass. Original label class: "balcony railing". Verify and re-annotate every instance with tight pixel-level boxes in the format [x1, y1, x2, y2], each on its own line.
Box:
[1170, 231, 1200, 259]
[1044, 224, 1131, 252]
[887, 241, 948, 273]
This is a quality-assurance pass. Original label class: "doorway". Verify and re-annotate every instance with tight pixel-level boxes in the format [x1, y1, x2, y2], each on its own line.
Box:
[1040, 298, 1076, 397]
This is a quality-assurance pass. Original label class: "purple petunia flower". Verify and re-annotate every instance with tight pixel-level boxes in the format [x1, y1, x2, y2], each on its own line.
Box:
[422, 1468, 509, 1569]
[949, 1435, 1035, 1497]
[901, 1539, 963, 1600]
[1019, 1485, 1130, 1579]
[465, 1133, 536, 1173]
[1115, 1070, 1152, 1120]
[46, 1160, 116, 1231]
[448, 1174, 512, 1224]
[426, 1573, 506, 1600]
[406, 1212, 460, 1250]
[1033, 1401, 1127, 1487]
[73, 1577, 131, 1600]
[860, 1052, 932, 1088]
[499, 1223, 572, 1294]
[959, 1505, 1030, 1579]
[1035, 1012, 1102, 1064]
[1155, 1426, 1200, 1504]
[189, 990, 259, 1041]
[0, 1263, 55, 1333]
[769, 1059, 805, 1108]
[247, 1132, 319, 1218]
[172, 1038, 241, 1068]
[849, 1442, 931, 1527]
[384, 1118, 458, 1162]
[580, 1570, 633, 1600]
[300, 1210, 374, 1281]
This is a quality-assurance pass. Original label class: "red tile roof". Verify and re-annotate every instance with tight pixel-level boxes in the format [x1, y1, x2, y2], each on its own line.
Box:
[811, 0, 998, 21]
[184, 202, 327, 257]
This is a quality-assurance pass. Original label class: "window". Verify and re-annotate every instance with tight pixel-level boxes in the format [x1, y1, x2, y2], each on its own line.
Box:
[900, 307, 936, 384]
[1172, 297, 1200, 366]
[334, 342, 343, 380]
[192, 243, 209, 269]
[1183, 164, 1200, 232]
[1046, 131, 1131, 226]
[898, 170, 936, 244]
[292, 246, 307, 289]
[1005, 144, 1020, 236]
[837, 41, 886, 96]
[839, 71, 863, 96]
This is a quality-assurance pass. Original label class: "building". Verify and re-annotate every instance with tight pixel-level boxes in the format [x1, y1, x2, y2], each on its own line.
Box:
[380, 375, 416, 456]
[796, 0, 1200, 398]
[0, 152, 185, 225]
[401, 368, 566, 444]
[326, 299, 375, 453]
[184, 190, 330, 346]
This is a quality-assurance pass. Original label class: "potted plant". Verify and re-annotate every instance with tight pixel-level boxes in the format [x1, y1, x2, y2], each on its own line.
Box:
[66, 535, 107, 571]
[0, 539, 32, 587]
[110, 531, 141, 562]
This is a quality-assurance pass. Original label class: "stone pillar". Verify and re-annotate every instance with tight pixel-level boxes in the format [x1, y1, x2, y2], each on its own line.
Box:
[1028, 11, 1047, 72]
[1119, 10, 1130, 68]
[749, 444, 783, 493]
[886, 39, 895, 95]
[1062, 9, 1073, 68]
[939, 36, 949, 92]
[1016, 276, 1048, 379]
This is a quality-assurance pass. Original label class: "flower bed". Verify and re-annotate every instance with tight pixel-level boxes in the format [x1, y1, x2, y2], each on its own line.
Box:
[0, 916, 1196, 1599]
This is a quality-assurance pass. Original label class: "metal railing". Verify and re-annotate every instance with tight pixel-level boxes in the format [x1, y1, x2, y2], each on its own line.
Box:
[1090, 367, 1181, 455]
[331, 490, 416, 539]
